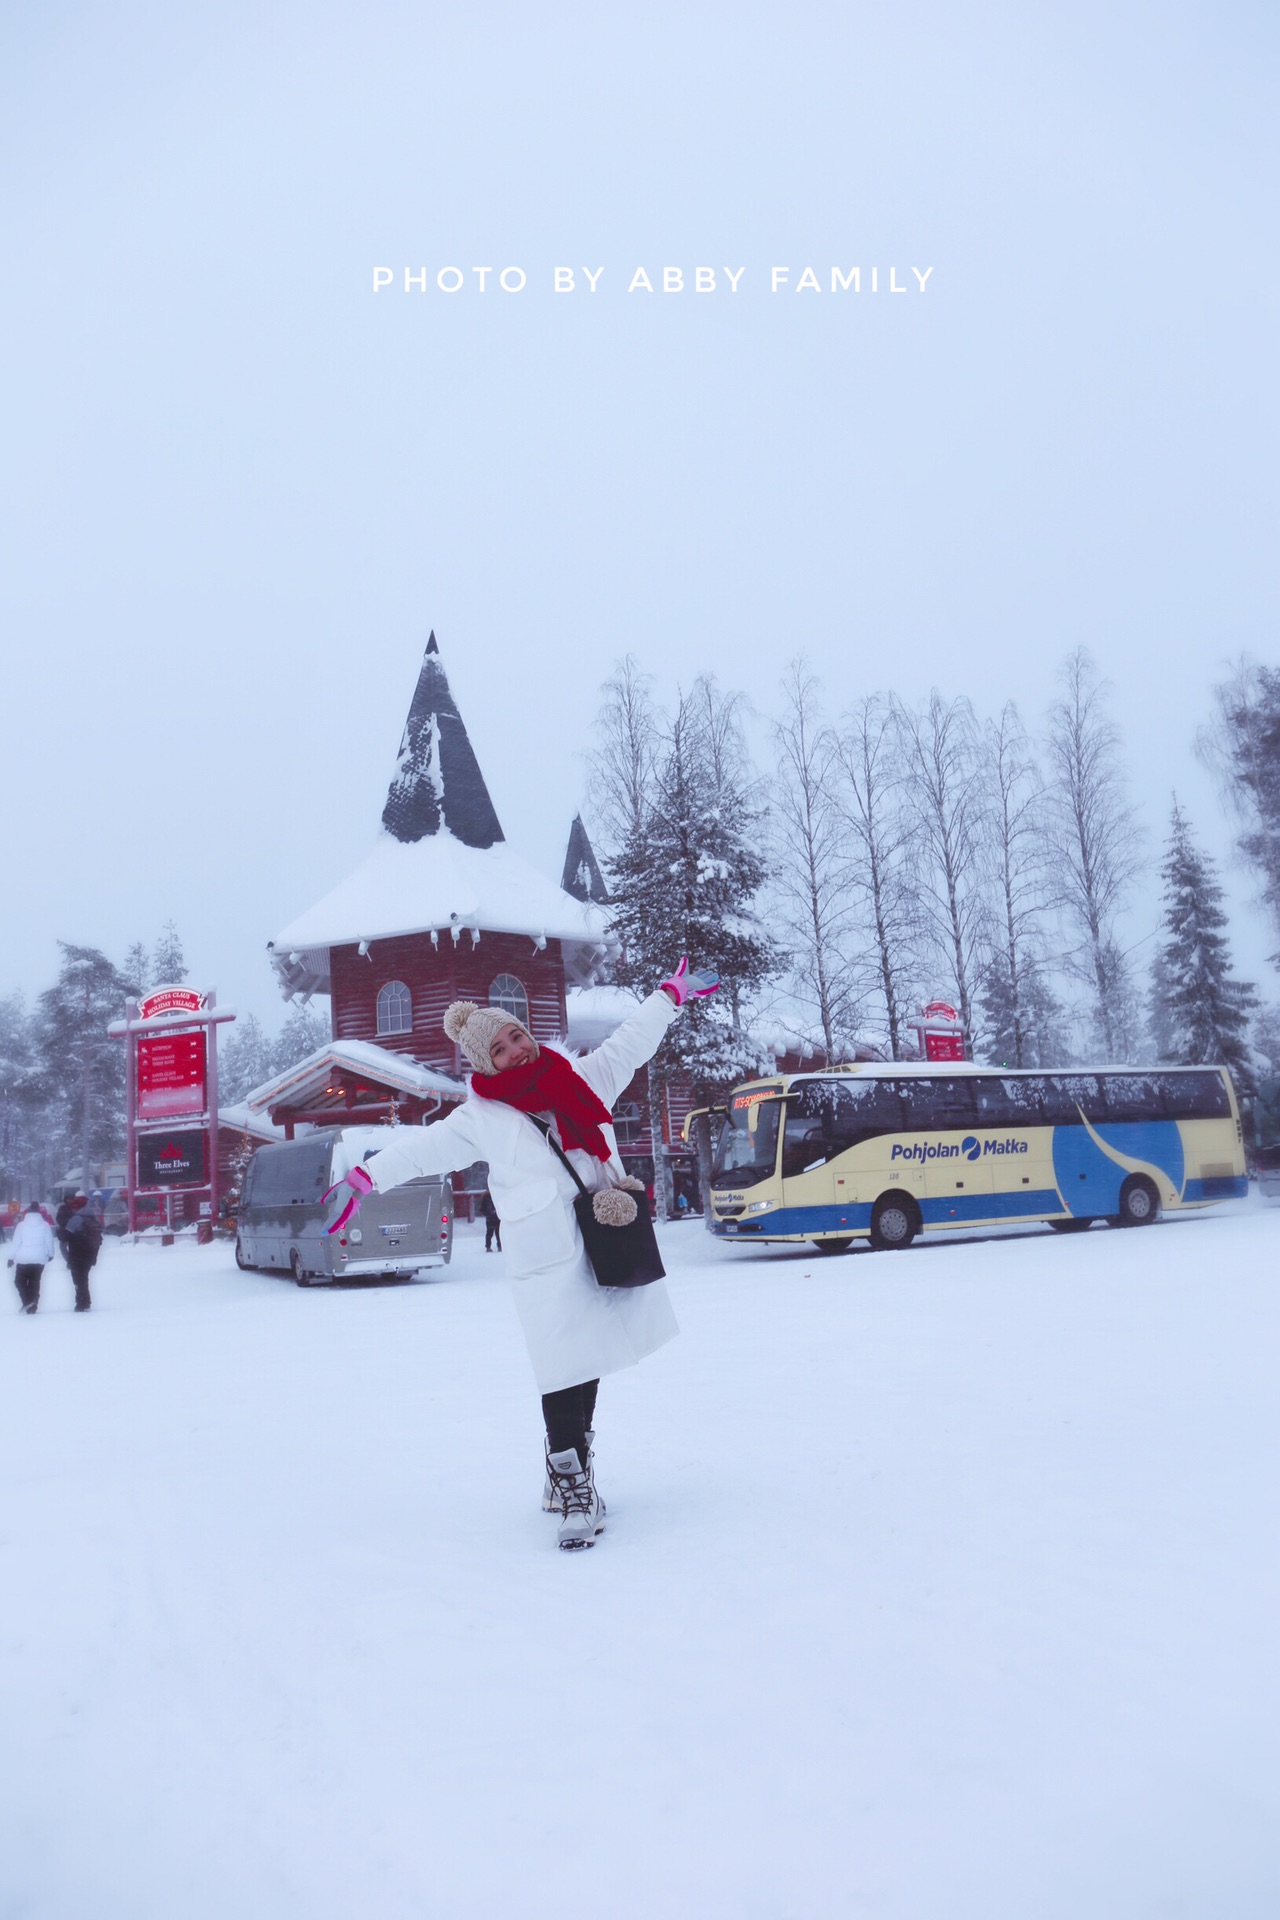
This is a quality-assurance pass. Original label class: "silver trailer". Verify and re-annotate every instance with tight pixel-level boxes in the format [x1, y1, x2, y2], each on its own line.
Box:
[235, 1126, 452, 1285]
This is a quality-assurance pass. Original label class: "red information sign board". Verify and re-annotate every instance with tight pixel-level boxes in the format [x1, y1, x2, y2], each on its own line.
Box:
[923, 1030, 966, 1062]
[137, 1030, 207, 1121]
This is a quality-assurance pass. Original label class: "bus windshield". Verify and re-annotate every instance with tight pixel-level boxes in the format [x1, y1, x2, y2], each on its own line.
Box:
[711, 1094, 783, 1189]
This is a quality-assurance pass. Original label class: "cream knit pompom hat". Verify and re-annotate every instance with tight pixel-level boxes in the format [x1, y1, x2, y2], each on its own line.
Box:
[443, 1000, 535, 1075]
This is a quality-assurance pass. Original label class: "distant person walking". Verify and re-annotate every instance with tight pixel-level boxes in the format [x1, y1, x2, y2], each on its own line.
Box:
[8, 1202, 56, 1313]
[62, 1196, 103, 1312]
[481, 1187, 502, 1253]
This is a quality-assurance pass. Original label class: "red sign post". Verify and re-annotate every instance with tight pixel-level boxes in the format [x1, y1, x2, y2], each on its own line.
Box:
[109, 987, 237, 1233]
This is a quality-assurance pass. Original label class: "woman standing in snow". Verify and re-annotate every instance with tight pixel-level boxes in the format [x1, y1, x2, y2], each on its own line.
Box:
[8, 1202, 57, 1313]
[326, 960, 718, 1550]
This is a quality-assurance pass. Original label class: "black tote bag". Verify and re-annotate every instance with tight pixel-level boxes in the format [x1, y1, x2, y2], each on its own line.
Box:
[532, 1120, 666, 1289]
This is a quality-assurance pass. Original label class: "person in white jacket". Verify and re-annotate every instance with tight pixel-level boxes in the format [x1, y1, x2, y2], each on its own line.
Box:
[9, 1203, 57, 1314]
[325, 958, 719, 1549]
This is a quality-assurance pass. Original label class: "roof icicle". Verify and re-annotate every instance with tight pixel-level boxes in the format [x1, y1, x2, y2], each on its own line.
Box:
[381, 631, 505, 849]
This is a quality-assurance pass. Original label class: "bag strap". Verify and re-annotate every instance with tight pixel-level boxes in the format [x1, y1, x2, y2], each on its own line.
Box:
[528, 1116, 592, 1199]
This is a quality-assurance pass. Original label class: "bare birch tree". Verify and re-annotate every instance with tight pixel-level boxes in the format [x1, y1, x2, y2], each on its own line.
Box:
[586, 655, 659, 848]
[769, 660, 860, 1061]
[894, 690, 990, 1050]
[1042, 649, 1142, 1057]
[834, 694, 918, 1059]
[979, 703, 1058, 1067]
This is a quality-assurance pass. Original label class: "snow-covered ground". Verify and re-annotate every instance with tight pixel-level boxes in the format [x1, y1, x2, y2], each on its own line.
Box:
[3, 1201, 1278, 1920]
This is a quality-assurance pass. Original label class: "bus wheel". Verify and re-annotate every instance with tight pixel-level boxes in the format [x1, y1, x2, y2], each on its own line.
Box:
[290, 1248, 312, 1286]
[1049, 1217, 1093, 1233]
[870, 1195, 918, 1251]
[1115, 1176, 1160, 1227]
[813, 1237, 854, 1255]
[234, 1237, 252, 1269]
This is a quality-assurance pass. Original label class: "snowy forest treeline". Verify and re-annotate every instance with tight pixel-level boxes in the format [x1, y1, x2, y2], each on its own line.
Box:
[586, 650, 1280, 1115]
[0, 924, 326, 1199]
[5, 654, 1280, 1200]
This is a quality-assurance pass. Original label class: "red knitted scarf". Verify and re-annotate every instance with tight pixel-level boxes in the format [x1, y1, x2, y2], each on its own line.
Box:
[471, 1050, 613, 1161]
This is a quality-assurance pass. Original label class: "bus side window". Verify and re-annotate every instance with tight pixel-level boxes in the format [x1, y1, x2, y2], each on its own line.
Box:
[973, 1078, 1018, 1127]
[1156, 1072, 1229, 1120]
[897, 1078, 978, 1132]
[1101, 1074, 1163, 1123]
[1043, 1075, 1103, 1124]
[781, 1087, 831, 1176]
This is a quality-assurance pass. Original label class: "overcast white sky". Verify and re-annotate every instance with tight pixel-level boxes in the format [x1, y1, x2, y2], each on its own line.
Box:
[2, 1, 1276, 1029]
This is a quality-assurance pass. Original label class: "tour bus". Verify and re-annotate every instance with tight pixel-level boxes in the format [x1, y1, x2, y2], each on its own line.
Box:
[693, 1062, 1247, 1253]
[235, 1127, 452, 1284]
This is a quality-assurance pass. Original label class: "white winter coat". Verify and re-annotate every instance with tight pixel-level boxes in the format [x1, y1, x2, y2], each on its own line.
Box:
[361, 990, 681, 1393]
[10, 1212, 56, 1264]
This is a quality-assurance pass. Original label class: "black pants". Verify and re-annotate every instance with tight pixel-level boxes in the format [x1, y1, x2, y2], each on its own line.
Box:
[541, 1379, 599, 1466]
[485, 1221, 501, 1251]
[13, 1263, 43, 1311]
[66, 1255, 93, 1311]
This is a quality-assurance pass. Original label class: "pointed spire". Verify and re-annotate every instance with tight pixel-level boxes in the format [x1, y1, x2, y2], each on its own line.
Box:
[381, 633, 505, 848]
[561, 814, 609, 904]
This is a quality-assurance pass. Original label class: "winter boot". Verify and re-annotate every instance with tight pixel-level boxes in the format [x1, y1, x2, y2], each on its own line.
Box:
[546, 1448, 605, 1551]
[543, 1430, 598, 1512]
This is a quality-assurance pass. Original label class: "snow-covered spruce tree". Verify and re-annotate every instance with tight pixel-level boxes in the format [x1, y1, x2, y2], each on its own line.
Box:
[0, 993, 51, 1199]
[121, 941, 150, 999]
[979, 955, 1067, 1069]
[1199, 660, 1280, 956]
[605, 678, 779, 1218]
[894, 690, 991, 1053]
[1155, 801, 1257, 1094]
[1043, 649, 1142, 1059]
[1146, 946, 1177, 1064]
[152, 920, 187, 984]
[36, 944, 131, 1189]
[832, 694, 919, 1059]
[271, 1003, 330, 1075]
[769, 660, 861, 1063]
[219, 1013, 277, 1103]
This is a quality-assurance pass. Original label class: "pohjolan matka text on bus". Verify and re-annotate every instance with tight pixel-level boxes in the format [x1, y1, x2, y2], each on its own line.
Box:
[691, 1063, 1248, 1254]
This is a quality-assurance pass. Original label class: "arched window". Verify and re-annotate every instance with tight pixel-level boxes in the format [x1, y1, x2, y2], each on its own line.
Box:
[488, 973, 530, 1030]
[376, 980, 413, 1036]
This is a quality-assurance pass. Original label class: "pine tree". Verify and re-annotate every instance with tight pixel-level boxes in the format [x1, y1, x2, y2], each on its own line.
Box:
[1156, 802, 1257, 1092]
[978, 955, 1067, 1069]
[1201, 660, 1280, 955]
[219, 1013, 277, 1103]
[35, 944, 131, 1187]
[271, 1004, 329, 1074]
[0, 993, 48, 1198]
[121, 941, 150, 998]
[605, 679, 780, 1215]
[152, 921, 187, 984]
[1146, 947, 1177, 1063]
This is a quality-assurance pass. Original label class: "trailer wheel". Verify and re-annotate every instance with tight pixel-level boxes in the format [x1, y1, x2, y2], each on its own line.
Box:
[813, 1237, 854, 1255]
[290, 1247, 312, 1286]
[1114, 1176, 1160, 1226]
[869, 1194, 919, 1251]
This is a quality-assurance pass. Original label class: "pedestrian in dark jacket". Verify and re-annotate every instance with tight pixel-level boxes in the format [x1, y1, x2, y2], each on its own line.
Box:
[480, 1187, 502, 1252]
[62, 1198, 102, 1311]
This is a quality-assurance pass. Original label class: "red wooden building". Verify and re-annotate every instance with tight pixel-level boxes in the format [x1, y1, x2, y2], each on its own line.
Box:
[248, 634, 698, 1200]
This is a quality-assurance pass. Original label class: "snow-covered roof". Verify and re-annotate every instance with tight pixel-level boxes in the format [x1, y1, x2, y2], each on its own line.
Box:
[268, 633, 611, 998]
[564, 984, 644, 1050]
[218, 1103, 287, 1143]
[243, 1038, 465, 1115]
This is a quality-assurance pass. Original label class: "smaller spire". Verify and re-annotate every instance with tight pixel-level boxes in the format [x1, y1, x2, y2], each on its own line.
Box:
[561, 814, 608, 904]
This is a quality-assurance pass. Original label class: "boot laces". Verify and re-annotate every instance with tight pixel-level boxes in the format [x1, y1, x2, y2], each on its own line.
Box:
[550, 1458, 594, 1518]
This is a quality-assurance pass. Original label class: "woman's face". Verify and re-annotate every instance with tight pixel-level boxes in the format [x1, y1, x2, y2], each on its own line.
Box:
[489, 1022, 539, 1071]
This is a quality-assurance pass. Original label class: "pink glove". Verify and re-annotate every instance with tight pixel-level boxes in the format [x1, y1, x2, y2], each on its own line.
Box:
[659, 957, 721, 1007]
[323, 1164, 374, 1234]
